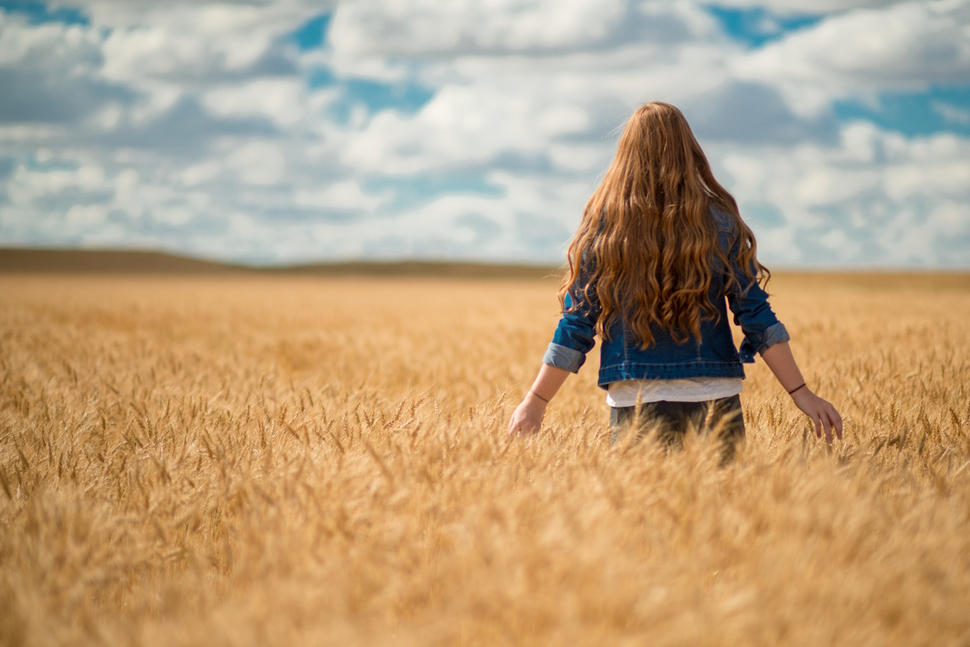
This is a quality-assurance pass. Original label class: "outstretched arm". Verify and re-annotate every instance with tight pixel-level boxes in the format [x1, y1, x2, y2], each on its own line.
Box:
[510, 274, 599, 436]
[508, 364, 571, 435]
[760, 341, 843, 442]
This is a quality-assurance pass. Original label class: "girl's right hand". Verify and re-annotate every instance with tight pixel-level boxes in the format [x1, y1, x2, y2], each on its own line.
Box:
[791, 388, 843, 443]
[508, 393, 547, 435]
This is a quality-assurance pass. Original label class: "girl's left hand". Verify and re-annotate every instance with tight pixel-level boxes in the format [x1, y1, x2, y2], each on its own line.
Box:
[508, 394, 547, 435]
[791, 388, 843, 443]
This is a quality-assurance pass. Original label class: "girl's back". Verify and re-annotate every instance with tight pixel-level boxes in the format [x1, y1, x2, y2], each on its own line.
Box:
[508, 102, 842, 450]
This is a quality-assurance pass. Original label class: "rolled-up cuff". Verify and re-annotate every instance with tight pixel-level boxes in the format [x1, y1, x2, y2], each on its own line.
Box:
[542, 342, 585, 373]
[757, 321, 791, 355]
[739, 322, 791, 363]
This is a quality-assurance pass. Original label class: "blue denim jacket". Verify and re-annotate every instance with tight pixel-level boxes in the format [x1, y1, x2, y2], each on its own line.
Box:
[543, 211, 789, 389]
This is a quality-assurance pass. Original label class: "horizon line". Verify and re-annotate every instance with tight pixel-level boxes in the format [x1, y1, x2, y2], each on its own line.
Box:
[1, 246, 968, 277]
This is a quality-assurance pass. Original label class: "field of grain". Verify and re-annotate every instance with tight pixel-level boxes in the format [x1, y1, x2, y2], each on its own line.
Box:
[1, 272, 969, 646]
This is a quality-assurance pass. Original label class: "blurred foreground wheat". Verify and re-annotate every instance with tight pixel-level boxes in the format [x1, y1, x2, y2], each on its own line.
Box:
[1, 272, 969, 646]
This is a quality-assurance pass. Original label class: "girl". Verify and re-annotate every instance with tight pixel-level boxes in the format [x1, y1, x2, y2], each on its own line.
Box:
[508, 102, 842, 453]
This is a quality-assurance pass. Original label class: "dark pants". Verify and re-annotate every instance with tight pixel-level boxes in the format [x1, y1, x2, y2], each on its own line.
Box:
[609, 395, 745, 463]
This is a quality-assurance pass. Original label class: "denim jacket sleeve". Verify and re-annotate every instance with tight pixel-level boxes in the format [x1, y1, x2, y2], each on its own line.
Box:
[722, 226, 790, 363]
[542, 283, 601, 373]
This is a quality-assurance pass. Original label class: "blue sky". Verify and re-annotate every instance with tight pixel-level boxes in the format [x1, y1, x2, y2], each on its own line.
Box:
[0, 0, 968, 267]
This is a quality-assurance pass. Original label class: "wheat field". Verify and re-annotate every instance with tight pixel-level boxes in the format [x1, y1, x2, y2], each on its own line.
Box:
[1, 271, 969, 646]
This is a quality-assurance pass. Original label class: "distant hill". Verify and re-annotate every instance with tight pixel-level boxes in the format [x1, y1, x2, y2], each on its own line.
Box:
[0, 248, 237, 274]
[0, 248, 561, 279]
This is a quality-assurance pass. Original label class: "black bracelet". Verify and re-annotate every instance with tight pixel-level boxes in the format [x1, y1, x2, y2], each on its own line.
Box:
[787, 382, 807, 395]
[529, 390, 550, 404]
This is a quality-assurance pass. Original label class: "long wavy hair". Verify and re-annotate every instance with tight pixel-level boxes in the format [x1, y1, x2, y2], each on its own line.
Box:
[559, 102, 768, 347]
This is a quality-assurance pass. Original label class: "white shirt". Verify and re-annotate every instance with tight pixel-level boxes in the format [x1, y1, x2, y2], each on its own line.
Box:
[606, 377, 743, 407]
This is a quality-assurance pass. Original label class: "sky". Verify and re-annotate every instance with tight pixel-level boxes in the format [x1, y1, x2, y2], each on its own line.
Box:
[0, 0, 968, 268]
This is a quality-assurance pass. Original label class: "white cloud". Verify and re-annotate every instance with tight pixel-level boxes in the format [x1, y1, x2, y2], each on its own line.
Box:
[708, 0, 903, 13]
[66, 203, 107, 226]
[99, 6, 275, 81]
[331, 36, 752, 175]
[713, 123, 970, 265]
[6, 161, 105, 204]
[96, 19, 293, 112]
[883, 135, 970, 200]
[180, 160, 222, 187]
[330, 0, 627, 56]
[735, 0, 970, 113]
[338, 85, 557, 173]
[1, 0, 968, 267]
[294, 180, 386, 210]
[224, 141, 287, 186]
[0, 12, 101, 66]
[932, 100, 970, 125]
[204, 79, 309, 126]
[0, 14, 129, 129]
[325, 0, 724, 83]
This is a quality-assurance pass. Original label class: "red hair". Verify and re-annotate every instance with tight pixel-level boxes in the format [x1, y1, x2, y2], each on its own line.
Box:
[560, 102, 768, 346]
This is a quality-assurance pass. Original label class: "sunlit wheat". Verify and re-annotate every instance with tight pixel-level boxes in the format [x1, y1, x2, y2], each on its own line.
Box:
[1, 272, 969, 646]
